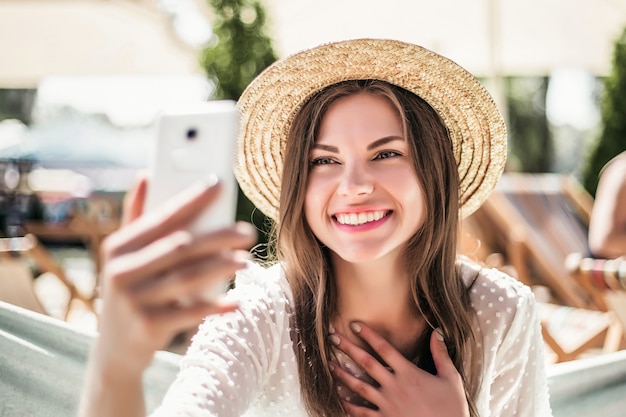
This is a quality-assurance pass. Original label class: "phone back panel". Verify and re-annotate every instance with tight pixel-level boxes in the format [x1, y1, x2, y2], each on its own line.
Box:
[145, 100, 239, 235]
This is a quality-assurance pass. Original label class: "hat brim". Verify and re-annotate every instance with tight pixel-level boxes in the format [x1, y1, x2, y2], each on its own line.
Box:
[236, 38, 507, 221]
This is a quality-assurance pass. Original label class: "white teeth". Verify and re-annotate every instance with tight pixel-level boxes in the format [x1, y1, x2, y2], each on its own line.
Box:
[336, 211, 387, 226]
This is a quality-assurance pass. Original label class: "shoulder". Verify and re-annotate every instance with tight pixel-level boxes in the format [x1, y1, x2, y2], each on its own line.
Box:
[605, 151, 626, 169]
[458, 258, 537, 336]
[230, 261, 294, 318]
[459, 257, 533, 301]
[600, 151, 626, 183]
[230, 261, 291, 298]
[214, 260, 294, 317]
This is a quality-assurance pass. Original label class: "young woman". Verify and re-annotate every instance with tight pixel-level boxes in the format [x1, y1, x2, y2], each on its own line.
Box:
[80, 39, 552, 417]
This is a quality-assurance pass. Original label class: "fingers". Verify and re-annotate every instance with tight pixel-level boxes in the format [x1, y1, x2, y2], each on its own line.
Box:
[329, 330, 395, 389]
[330, 325, 467, 417]
[351, 322, 458, 382]
[429, 328, 458, 379]
[106, 178, 227, 258]
[345, 322, 408, 378]
[108, 224, 256, 290]
[146, 299, 239, 334]
[138, 299, 240, 351]
[340, 397, 380, 417]
[329, 360, 383, 413]
[131, 250, 250, 307]
[121, 172, 148, 226]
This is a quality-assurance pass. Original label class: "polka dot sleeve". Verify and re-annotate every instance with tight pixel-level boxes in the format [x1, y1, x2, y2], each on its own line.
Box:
[482, 270, 553, 416]
[149, 262, 296, 417]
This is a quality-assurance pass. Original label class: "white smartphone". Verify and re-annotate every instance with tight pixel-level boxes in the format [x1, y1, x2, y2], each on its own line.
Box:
[144, 100, 239, 235]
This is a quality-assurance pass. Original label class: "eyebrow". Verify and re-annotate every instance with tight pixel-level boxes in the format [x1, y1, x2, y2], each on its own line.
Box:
[312, 136, 404, 153]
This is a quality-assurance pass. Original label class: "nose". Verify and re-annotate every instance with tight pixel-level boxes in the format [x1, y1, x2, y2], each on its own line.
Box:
[337, 164, 374, 197]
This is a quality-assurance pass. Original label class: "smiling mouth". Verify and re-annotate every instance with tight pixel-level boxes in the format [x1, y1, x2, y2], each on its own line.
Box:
[334, 210, 390, 226]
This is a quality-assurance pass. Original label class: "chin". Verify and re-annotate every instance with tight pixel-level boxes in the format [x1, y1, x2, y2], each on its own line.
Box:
[331, 246, 396, 265]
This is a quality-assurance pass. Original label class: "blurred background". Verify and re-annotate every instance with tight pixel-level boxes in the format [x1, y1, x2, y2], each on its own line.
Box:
[0, 0, 625, 357]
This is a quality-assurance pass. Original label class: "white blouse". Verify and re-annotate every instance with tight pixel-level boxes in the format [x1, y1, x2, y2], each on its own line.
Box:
[150, 259, 553, 416]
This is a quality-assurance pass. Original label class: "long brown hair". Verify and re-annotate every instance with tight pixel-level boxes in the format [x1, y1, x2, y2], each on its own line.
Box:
[275, 80, 480, 416]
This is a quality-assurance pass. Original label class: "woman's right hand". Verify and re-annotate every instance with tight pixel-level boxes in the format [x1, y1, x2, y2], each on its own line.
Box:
[93, 175, 257, 379]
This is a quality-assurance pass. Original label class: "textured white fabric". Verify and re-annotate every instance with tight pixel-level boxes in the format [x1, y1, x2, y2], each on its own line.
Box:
[150, 259, 552, 417]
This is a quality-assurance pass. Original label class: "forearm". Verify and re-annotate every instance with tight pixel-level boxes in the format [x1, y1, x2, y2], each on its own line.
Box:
[590, 227, 626, 258]
[589, 159, 626, 258]
[596, 232, 626, 258]
[78, 344, 147, 417]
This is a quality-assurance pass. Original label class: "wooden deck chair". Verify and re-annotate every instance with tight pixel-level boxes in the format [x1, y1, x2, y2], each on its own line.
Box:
[468, 173, 600, 309]
[465, 173, 624, 361]
[0, 234, 93, 319]
[538, 302, 623, 362]
[566, 255, 626, 340]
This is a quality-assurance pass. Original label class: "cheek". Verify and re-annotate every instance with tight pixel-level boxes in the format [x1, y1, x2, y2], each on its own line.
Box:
[379, 165, 422, 193]
[305, 172, 335, 201]
[386, 166, 427, 220]
[409, 183, 428, 227]
[303, 192, 315, 227]
[304, 175, 329, 226]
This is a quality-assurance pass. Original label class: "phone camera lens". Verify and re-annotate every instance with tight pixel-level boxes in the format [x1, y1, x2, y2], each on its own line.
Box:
[186, 128, 198, 141]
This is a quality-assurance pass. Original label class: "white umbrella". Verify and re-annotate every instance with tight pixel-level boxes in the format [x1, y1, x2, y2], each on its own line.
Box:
[27, 168, 93, 200]
[0, 0, 205, 88]
[262, 0, 626, 77]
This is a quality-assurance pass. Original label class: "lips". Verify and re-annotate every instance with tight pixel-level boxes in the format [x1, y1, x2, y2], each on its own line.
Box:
[334, 210, 389, 226]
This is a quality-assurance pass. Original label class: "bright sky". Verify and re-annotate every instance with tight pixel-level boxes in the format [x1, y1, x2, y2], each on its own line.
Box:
[546, 68, 601, 131]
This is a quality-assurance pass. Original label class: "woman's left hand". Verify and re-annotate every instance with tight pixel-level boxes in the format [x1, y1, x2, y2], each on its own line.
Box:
[329, 322, 469, 417]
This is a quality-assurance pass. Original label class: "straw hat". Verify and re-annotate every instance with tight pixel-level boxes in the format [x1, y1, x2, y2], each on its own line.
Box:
[235, 38, 507, 221]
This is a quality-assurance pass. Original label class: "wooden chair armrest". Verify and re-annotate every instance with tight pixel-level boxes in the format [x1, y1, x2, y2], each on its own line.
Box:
[565, 253, 626, 291]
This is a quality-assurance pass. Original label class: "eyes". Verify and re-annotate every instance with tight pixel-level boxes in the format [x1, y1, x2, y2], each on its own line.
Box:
[310, 150, 404, 166]
[375, 150, 402, 160]
[310, 156, 337, 166]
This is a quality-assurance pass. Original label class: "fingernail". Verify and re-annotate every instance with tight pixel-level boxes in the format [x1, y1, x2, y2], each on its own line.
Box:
[349, 322, 361, 334]
[235, 221, 257, 237]
[328, 324, 335, 334]
[232, 250, 253, 262]
[435, 328, 444, 342]
[329, 362, 335, 372]
[329, 334, 341, 346]
[203, 173, 219, 187]
[189, 175, 219, 194]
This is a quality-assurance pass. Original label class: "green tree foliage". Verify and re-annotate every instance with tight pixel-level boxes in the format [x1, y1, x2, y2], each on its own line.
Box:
[0, 89, 37, 125]
[505, 77, 552, 172]
[201, 0, 278, 258]
[583, 27, 626, 196]
[201, 0, 277, 100]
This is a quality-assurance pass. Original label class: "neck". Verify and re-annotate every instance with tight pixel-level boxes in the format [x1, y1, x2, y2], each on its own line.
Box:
[330, 253, 425, 358]
[333, 254, 409, 314]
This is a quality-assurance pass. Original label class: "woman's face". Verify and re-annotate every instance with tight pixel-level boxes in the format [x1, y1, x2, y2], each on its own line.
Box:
[304, 92, 427, 264]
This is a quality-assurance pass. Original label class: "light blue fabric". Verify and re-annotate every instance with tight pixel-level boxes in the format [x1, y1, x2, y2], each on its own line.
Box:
[548, 349, 626, 417]
[0, 301, 180, 416]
